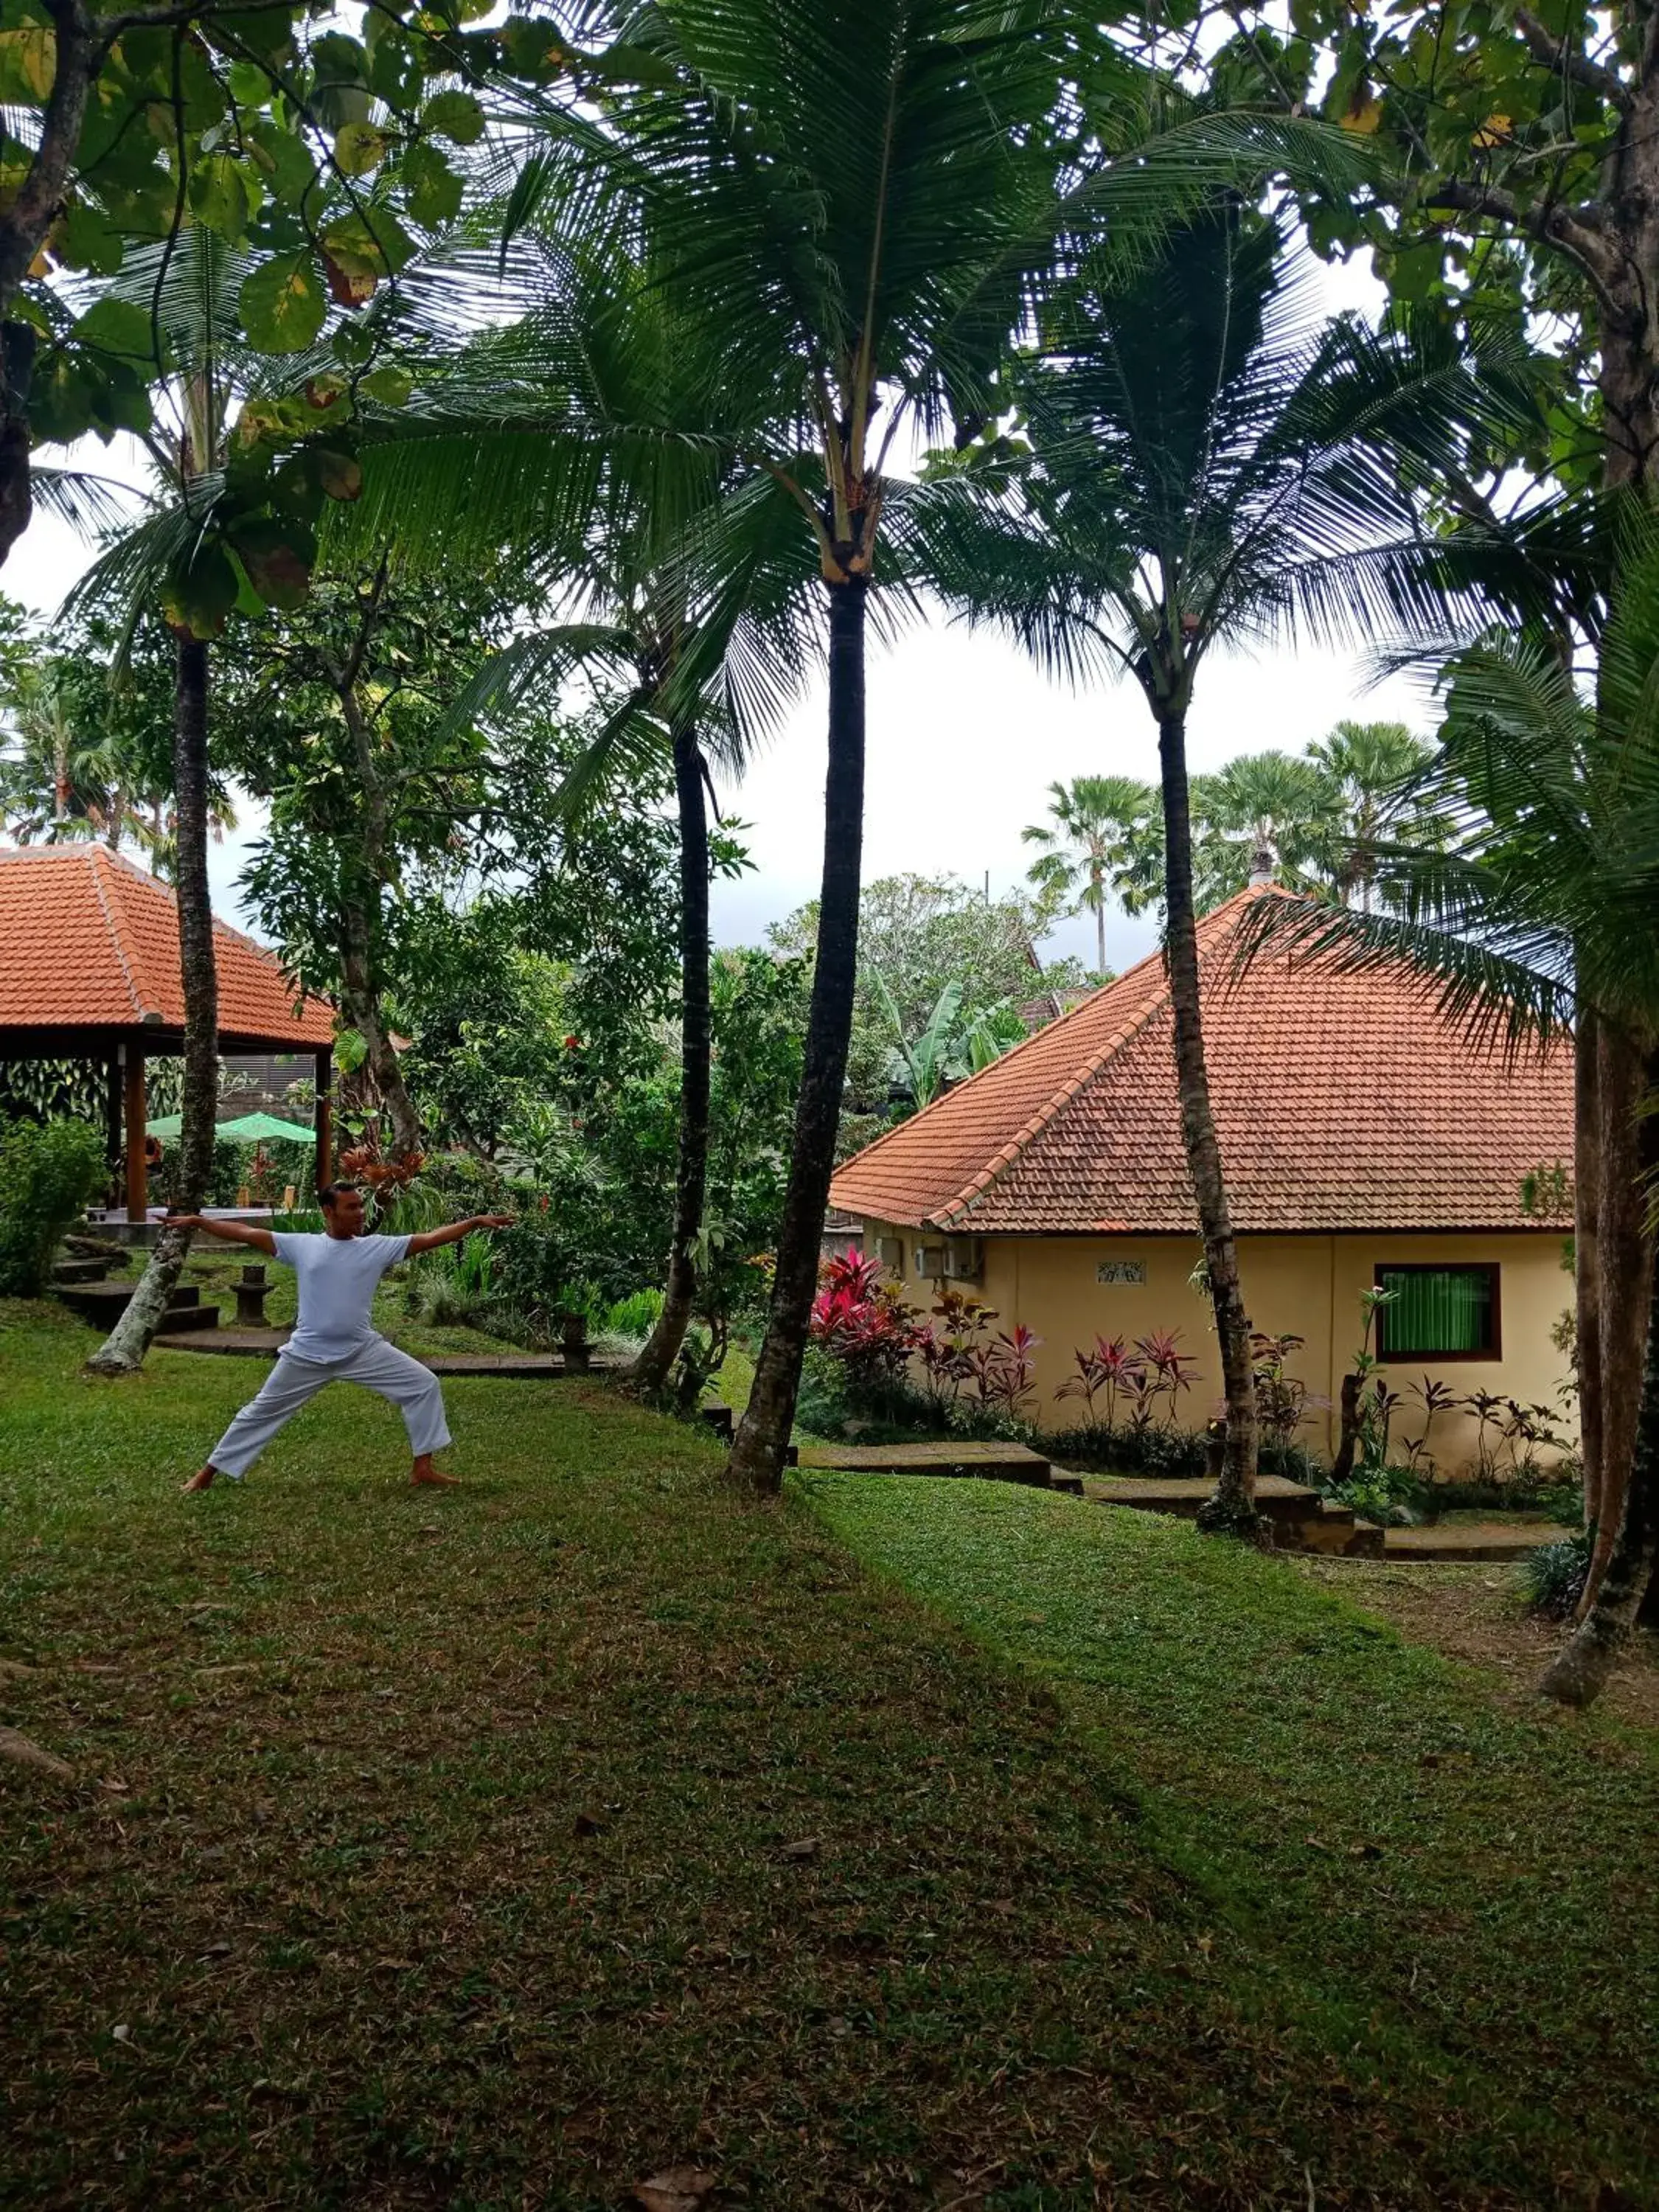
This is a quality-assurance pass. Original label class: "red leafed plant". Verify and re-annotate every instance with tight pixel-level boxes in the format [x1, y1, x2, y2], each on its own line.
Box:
[338, 1133, 425, 1192]
[1054, 1333, 1143, 1431]
[969, 1323, 1043, 1416]
[1133, 1329, 1201, 1425]
[810, 1246, 923, 1389]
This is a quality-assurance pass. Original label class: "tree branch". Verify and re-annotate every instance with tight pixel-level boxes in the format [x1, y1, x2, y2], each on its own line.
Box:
[1422, 178, 1624, 321]
[1512, 9, 1631, 113]
[0, 0, 94, 310]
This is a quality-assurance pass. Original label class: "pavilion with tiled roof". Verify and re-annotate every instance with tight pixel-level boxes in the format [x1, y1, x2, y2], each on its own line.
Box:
[0, 845, 335, 1221]
[831, 888, 1577, 1464]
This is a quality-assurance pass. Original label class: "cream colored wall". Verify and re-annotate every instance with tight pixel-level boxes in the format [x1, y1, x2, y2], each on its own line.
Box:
[860, 1219, 1576, 1477]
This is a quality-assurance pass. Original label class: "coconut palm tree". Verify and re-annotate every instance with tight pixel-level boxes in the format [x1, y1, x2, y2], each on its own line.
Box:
[1022, 774, 1158, 975]
[916, 206, 1537, 1534]
[497, 10, 1376, 1493]
[64, 229, 369, 1371]
[1237, 535, 1659, 1705]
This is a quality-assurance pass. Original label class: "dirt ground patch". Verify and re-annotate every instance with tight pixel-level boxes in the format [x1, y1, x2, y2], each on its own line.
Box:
[1290, 1556, 1659, 1731]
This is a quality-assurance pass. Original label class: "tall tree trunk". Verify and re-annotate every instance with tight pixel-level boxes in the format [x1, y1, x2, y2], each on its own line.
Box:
[85, 634, 218, 1375]
[1540, 1048, 1659, 1706]
[335, 666, 420, 1161]
[728, 578, 868, 1492]
[1156, 711, 1262, 1540]
[1580, 1022, 1655, 1609]
[1575, 1006, 1604, 1564]
[632, 718, 712, 1394]
[338, 888, 420, 1160]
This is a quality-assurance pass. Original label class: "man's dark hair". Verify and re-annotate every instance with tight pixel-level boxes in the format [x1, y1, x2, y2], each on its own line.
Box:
[319, 1182, 362, 1211]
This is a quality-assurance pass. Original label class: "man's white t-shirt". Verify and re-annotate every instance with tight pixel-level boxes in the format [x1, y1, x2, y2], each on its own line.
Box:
[271, 1232, 411, 1363]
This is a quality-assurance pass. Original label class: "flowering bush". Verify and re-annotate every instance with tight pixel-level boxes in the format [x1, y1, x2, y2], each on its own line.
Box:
[809, 1247, 925, 1391]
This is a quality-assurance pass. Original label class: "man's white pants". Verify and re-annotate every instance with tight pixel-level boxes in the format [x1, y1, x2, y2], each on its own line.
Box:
[208, 1338, 452, 1478]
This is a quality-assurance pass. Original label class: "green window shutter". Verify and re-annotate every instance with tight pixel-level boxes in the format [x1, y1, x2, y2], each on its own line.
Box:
[1379, 1268, 1493, 1356]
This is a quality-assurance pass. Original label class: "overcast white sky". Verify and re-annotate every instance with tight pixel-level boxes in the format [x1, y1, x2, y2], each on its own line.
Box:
[9, 246, 1422, 978]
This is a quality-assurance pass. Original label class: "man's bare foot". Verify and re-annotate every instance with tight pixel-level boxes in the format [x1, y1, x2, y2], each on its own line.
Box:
[410, 1456, 459, 1488]
[181, 1467, 217, 1493]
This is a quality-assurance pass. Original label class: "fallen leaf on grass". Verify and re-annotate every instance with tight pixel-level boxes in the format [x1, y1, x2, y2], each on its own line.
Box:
[573, 1811, 607, 1837]
[781, 1837, 819, 1861]
[0, 1659, 38, 1681]
[0, 1727, 73, 1779]
[633, 2168, 717, 2212]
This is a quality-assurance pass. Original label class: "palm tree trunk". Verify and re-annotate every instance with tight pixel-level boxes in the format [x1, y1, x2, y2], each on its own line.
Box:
[1574, 1006, 1603, 1550]
[1156, 711, 1262, 1540]
[86, 633, 218, 1376]
[1540, 1047, 1659, 1705]
[632, 718, 712, 1394]
[728, 577, 868, 1492]
[1094, 872, 1106, 978]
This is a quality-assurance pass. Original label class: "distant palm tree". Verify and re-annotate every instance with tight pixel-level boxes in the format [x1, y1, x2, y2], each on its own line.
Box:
[1305, 718, 1441, 908]
[1191, 748, 1337, 904]
[1022, 775, 1159, 975]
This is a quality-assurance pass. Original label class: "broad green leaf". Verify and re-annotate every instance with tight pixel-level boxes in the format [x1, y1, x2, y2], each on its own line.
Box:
[161, 546, 239, 639]
[204, 7, 296, 63]
[0, 27, 55, 103]
[240, 251, 328, 352]
[226, 60, 273, 105]
[59, 201, 125, 276]
[73, 296, 156, 364]
[360, 364, 413, 408]
[189, 152, 253, 239]
[403, 140, 463, 228]
[321, 207, 415, 275]
[333, 120, 389, 176]
[247, 118, 318, 204]
[421, 89, 484, 145]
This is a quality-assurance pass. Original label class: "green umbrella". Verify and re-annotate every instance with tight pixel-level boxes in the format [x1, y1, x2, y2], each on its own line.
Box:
[216, 1111, 317, 1146]
[144, 1111, 314, 1144]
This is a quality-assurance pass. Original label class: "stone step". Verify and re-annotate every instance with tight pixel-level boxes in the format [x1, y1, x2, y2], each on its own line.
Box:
[156, 1301, 220, 1333]
[1084, 1474, 1387, 1558]
[58, 1279, 214, 1330]
[1382, 1520, 1563, 1563]
[51, 1257, 109, 1285]
[1086, 1473, 1324, 1524]
[797, 1440, 1055, 1489]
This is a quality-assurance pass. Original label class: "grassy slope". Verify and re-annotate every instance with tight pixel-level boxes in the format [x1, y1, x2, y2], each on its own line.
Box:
[0, 1303, 1652, 2211]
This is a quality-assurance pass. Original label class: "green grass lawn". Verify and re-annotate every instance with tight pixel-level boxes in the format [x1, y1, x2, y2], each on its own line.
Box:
[1, 1302, 1655, 2211]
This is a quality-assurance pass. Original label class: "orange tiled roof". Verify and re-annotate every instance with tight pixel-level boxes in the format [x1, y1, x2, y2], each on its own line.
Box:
[831, 888, 1573, 1235]
[0, 844, 333, 1048]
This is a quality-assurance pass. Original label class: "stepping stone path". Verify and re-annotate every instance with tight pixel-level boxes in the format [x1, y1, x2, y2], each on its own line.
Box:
[148, 1326, 622, 1377]
[798, 1440, 1065, 1489]
[1084, 1473, 1386, 1557]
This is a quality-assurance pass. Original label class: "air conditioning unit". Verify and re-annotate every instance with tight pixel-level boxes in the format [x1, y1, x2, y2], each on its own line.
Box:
[942, 1235, 983, 1282]
[877, 1236, 904, 1274]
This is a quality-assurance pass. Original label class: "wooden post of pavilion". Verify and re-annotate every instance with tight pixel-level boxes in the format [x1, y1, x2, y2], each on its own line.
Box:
[122, 1043, 147, 1223]
[313, 1043, 333, 1193]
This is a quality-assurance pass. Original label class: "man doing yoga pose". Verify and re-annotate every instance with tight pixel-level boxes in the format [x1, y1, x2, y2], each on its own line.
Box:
[173, 1184, 512, 1492]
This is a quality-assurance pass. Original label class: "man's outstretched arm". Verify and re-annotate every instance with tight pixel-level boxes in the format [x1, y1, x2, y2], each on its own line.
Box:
[406, 1214, 513, 1257]
[165, 1214, 279, 1256]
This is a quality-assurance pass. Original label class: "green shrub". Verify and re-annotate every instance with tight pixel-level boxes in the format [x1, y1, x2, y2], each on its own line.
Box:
[0, 1118, 106, 1295]
[605, 1287, 665, 1338]
[1521, 1526, 1593, 1619]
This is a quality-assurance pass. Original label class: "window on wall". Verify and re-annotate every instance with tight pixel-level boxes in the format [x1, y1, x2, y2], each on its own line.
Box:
[1374, 1265, 1500, 1360]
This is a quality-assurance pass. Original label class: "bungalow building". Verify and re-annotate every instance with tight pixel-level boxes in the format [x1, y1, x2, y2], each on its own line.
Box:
[830, 888, 1576, 1475]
